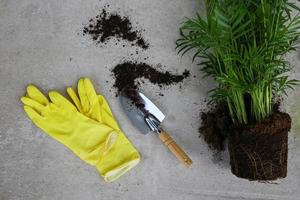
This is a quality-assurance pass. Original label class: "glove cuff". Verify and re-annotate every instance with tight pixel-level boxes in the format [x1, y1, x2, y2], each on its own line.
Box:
[95, 132, 140, 182]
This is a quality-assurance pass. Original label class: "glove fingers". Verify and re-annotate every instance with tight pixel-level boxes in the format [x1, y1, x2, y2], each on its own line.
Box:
[21, 97, 45, 114]
[23, 105, 44, 124]
[78, 78, 90, 113]
[101, 110, 120, 130]
[26, 85, 49, 106]
[84, 78, 102, 122]
[98, 96, 114, 117]
[48, 91, 77, 111]
[97, 96, 119, 129]
[24, 105, 60, 139]
[84, 78, 99, 106]
[67, 87, 84, 112]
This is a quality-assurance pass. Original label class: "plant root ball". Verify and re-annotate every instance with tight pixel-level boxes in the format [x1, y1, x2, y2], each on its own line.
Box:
[228, 112, 291, 180]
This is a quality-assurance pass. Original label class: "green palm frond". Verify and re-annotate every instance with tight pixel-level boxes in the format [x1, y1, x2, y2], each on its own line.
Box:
[177, 0, 300, 124]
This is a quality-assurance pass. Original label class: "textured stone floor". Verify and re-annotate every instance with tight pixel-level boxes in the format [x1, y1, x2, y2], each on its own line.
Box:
[1, 0, 300, 199]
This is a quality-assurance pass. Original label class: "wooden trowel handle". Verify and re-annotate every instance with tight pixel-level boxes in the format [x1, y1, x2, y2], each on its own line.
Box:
[158, 131, 193, 167]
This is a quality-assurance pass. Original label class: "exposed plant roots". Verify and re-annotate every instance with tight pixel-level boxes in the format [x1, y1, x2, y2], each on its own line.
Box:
[228, 112, 291, 180]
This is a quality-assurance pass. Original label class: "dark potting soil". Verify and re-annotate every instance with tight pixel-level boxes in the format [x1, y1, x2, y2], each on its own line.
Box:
[199, 102, 232, 151]
[112, 61, 190, 110]
[200, 100, 291, 180]
[112, 61, 190, 93]
[229, 112, 291, 180]
[122, 87, 149, 115]
[199, 101, 282, 151]
[83, 9, 149, 49]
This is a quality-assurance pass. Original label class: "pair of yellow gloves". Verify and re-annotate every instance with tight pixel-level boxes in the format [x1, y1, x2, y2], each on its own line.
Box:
[21, 78, 140, 182]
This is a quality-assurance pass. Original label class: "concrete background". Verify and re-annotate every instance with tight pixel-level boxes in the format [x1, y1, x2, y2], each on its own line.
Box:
[1, 0, 300, 199]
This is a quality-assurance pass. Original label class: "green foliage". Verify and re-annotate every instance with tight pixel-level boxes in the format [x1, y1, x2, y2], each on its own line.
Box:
[177, 0, 300, 124]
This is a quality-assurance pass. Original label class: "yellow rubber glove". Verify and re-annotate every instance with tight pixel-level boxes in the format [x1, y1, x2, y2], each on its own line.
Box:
[66, 78, 119, 129]
[21, 85, 139, 182]
[67, 78, 140, 181]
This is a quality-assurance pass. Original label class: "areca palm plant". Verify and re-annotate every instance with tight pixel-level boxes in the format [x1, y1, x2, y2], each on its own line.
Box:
[177, 0, 300, 124]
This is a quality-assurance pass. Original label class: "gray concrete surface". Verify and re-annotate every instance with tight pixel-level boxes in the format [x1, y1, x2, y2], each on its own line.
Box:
[1, 0, 300, 199]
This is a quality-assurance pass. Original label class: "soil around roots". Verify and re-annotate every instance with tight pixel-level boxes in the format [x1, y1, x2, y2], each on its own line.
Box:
[229, 112, 291, 180]
[199, 103, 232, 151]
[200, 102, 291, 180]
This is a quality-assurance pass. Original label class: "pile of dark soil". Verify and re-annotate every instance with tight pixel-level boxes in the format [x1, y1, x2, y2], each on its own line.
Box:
[112, 61, 189, 113]
[112, 61, 190, 93]
[83, 9, 149, 49]
[199, 103, 232, 151]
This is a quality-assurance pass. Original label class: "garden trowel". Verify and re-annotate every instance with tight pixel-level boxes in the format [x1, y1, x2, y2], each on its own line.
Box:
[120, 89, 193, 167]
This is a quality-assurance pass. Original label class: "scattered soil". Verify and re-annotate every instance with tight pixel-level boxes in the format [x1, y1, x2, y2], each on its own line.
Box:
[83, 8, 149, 49]
[229, 111, 291, 180]
[112, 61, 190, 93]
[112, 61, 190, 110]
[121, 87, 149, 115]
[199, 102, 232, 151]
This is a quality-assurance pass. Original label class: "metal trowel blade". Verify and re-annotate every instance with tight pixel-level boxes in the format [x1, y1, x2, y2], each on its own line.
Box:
[119, 89, 165, 134]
